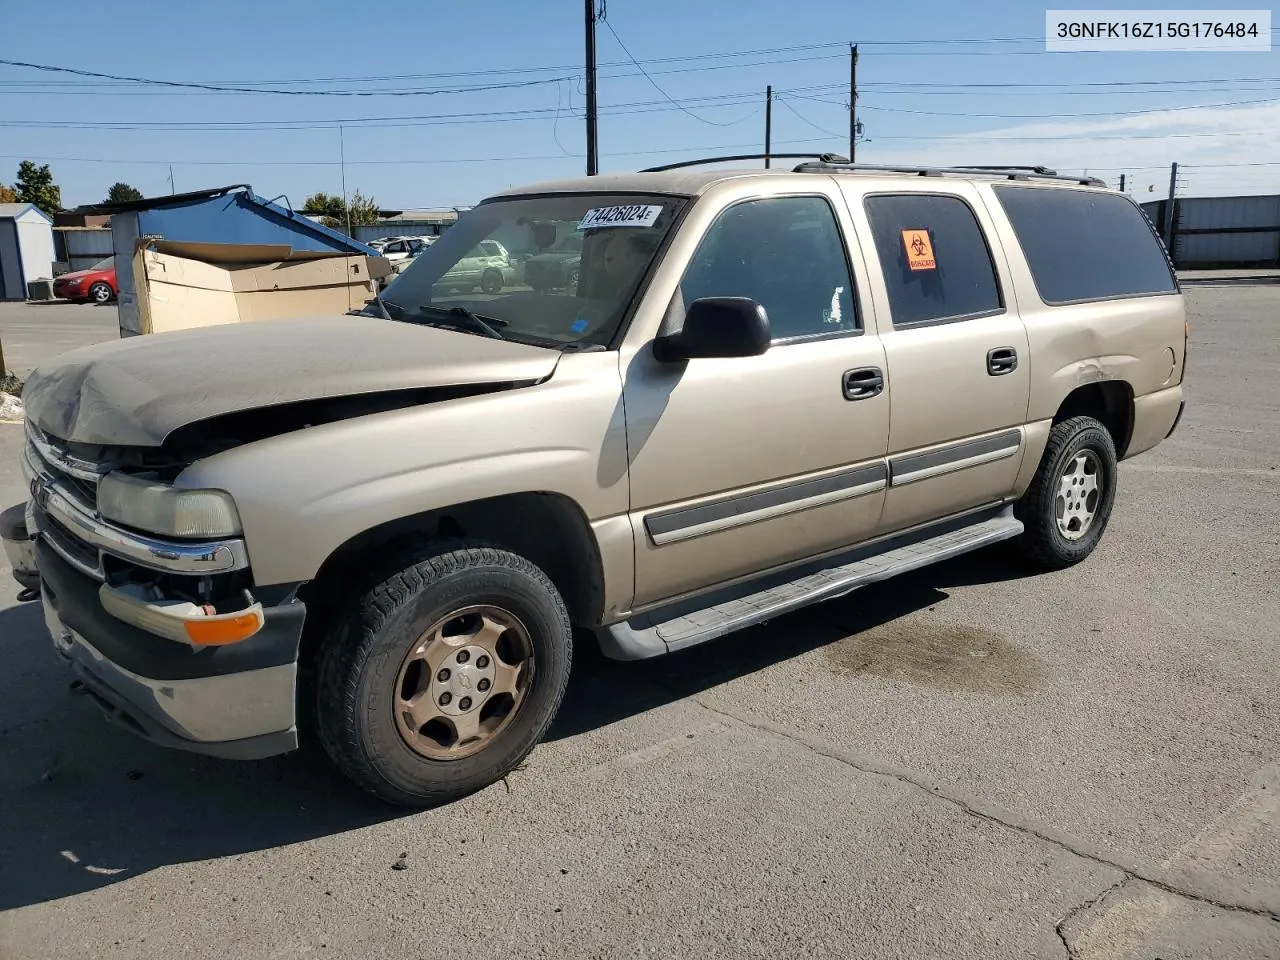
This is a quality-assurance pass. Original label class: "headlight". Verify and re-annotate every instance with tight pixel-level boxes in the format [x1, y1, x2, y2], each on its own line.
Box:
[97, 472, 242, 538]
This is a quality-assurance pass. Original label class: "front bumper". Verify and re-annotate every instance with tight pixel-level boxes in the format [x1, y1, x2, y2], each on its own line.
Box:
[36, 537, 305, 760]
[1, 501, 39, 592]
[1165, 399, 1186, 439]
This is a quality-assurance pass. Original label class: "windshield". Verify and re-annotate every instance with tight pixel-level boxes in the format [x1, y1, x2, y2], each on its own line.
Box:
[90, 256, 114, 271]
[373, 193, 687, 348]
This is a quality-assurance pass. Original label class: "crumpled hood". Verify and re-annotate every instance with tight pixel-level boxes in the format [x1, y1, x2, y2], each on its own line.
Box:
[23, 314, 562, 447]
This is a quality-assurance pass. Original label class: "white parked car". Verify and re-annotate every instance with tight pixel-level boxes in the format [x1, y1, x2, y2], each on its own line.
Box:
[371, 236, 435, 263]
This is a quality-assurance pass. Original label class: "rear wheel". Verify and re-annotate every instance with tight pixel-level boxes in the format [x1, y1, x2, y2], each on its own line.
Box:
[88, 282, 113, 304]
[1012, 416, 1118, 570]
[480, 270, 503, 295]
[315, 541, 572, 807]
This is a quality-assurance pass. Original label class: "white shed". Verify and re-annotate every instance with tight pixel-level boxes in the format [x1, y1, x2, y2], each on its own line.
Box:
[0, 203, 56, 300]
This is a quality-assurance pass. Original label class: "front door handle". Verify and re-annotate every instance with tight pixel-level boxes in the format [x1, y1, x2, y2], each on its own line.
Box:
[843, 366, 884, 401]
[986, 347, 1018, 376]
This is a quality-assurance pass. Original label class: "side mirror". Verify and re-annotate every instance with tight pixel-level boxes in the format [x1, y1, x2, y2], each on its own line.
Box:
[654, 297, 771, 362]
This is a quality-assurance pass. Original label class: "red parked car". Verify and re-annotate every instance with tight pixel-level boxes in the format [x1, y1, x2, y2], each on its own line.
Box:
[53, 256, 117, 304]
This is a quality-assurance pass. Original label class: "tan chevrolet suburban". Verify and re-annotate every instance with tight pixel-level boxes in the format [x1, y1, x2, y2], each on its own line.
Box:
[1, 156, 1187, 807]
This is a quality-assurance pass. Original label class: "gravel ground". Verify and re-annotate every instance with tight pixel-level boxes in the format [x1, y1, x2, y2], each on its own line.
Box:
[0, 288, 1276, 959]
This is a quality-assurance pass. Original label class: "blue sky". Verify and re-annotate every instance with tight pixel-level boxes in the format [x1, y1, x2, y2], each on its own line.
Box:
[2, 0, 1277, 208]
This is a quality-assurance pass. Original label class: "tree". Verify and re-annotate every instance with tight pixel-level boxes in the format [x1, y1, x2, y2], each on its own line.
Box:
[106, 182, 143, 203]
[302, 189, 380, 233]
[14, 161, 61, 214]
[347, 189, 379, 227]
[0, 184, 17, 203]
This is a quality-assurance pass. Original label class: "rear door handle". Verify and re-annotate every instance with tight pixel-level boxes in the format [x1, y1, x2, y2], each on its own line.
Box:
[842, 366, 885, 401]
[986, 347, 1018, 376]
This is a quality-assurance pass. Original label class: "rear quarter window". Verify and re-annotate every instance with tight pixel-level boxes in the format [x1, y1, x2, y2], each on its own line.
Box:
[992, 185, 1177, 305]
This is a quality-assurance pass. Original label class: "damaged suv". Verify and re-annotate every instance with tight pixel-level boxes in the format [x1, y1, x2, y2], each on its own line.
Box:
[2, 157, 1187, 807]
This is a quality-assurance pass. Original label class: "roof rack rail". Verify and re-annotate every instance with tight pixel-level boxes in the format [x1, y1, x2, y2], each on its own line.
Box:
[790, 160, 1107, 187]
[958, 165, 1058, 175]
[639, 152, 848, 173]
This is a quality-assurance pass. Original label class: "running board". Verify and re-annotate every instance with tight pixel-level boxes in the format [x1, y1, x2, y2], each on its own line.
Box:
[596, 505, 1023, 660]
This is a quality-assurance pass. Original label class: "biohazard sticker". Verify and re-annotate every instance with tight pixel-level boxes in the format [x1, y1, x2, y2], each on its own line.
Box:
[578, 204, 663, 230]
[901, 229, 936, 271]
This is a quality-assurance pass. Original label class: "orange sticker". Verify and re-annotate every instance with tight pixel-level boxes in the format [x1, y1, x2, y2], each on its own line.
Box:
[901, 229, 936, 271]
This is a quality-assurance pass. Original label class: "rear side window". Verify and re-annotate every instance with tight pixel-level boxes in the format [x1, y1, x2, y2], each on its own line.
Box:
[992, 186, 1177, 304]
[863, 194, 1003, 326]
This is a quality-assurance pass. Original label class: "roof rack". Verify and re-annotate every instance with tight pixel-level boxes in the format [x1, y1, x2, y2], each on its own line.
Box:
[639, 152, 849, 173]
[791, 160, 1107, 187]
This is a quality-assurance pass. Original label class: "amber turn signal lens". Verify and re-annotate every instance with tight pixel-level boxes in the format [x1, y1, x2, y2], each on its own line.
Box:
[184, 613, 263, 646]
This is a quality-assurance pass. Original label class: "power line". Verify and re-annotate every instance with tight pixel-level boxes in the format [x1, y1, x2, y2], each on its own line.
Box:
[0, 52, 854, 97]
[0, 136, 844, 169]
[10, 78, 1280, 132]
[598, 16, 749, 127]
[856, 95, 1280, 119]
[775, 96, 846, 139]
[0, 87, 819, 131]
[0, 58, 575, 97]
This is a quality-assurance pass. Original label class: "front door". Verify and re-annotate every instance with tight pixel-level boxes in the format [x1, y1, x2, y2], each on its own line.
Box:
[839, 182, 1032, 534]
[621, 190, 891, 611]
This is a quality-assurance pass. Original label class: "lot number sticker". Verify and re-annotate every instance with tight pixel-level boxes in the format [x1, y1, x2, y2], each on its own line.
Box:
[901, 229, 937, 271]
[578, 204, 663, 230]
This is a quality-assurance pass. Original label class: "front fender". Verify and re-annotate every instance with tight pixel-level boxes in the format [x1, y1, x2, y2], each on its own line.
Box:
[176, 352, 629, 586]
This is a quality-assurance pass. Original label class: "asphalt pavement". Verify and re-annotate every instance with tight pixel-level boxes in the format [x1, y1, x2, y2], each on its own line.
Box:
[0, 300, 119, 379]
[0, 290, 1276, 959]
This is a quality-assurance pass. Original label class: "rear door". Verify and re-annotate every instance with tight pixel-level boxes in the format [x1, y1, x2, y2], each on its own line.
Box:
[838, 180, 1031, 534]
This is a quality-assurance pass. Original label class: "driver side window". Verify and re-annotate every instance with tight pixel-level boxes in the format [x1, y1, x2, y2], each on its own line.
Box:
[679, 196, 858, 341]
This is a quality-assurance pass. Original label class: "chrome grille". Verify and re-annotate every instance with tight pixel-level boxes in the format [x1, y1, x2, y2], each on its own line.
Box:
[23, 422, 253, 580]
[25, 425, 106, 513]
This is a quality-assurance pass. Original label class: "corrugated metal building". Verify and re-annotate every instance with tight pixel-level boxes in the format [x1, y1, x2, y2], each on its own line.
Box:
[352, 208, 463, 245]
[89, 184, 378, 337]
[54, 226, 115, 273]
[1140, 194, 1280, 268]
[0, 203, 56, 300]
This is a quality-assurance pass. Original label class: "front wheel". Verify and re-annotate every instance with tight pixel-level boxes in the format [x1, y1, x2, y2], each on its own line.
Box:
[1012, 416, 1118, 571]
[315, 541, 572, 807]
[89, 282, 113, 304]
[480, 270, 503, 295]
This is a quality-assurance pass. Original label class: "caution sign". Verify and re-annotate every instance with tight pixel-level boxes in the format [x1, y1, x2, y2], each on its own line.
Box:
[901, 229, 936, 271]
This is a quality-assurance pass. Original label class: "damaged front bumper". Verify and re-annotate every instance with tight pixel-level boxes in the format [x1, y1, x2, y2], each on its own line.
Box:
[9, 423, 308, 760]
[36, 537, 304, 760]
[1, 501, 40, 594]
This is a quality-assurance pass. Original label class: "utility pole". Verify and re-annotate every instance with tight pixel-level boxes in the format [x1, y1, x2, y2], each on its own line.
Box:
[168, 165, 175, 195]
[340, 125, 353, 238]
[1119, 173, 1126, 192]
[764, 86, 773, 168]
[584, 0, 599, 176]
[849, 44, 859, 162]
[1162, 161, 1178, 248]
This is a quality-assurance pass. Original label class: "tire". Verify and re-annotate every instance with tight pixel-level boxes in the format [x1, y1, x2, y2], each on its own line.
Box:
[480, 270, 503, 295]
[1012, 416, 1118, 571]
[315, 540, 572, 807]
[89, 282, 113, 304]
[566, 267, 579, 289]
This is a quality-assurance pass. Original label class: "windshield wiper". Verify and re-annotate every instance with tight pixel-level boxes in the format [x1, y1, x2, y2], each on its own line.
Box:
[349, 293, 405, 320]
[416, 305, 506, 340]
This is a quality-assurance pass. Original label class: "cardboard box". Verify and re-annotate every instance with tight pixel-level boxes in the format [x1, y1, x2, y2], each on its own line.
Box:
[130, 240, 392, 335]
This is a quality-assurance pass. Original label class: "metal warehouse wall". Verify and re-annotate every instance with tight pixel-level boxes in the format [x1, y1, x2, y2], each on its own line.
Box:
[353, 221, 451, 244]
[55, 228, 115, 272]
[1141, 194, 1280, 268]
